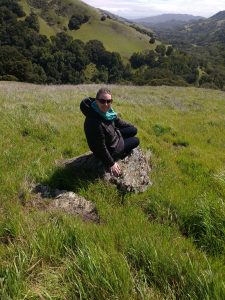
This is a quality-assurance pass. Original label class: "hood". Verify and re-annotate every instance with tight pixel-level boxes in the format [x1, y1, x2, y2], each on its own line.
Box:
[80, 97, 97, 118]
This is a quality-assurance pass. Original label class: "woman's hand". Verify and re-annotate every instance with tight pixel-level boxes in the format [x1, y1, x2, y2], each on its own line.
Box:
[110, 162, 121, 177]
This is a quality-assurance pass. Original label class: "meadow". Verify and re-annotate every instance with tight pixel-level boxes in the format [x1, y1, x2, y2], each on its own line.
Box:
[0, 82, 224, 299]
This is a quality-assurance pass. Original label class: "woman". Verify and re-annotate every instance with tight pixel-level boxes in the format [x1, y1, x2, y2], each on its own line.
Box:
[80, 88, 139, 176]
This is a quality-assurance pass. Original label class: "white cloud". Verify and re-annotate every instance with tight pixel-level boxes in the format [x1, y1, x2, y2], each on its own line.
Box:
[82, 0, 225, 18]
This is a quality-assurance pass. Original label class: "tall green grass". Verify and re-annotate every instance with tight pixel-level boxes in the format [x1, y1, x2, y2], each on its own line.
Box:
[0, 82, 224, 299]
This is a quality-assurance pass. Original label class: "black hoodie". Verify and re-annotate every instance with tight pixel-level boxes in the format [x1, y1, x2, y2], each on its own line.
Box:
[80, 97, 131, 167]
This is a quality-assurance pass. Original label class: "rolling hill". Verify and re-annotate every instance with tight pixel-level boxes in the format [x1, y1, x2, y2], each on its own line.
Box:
[18, 0, 155, 60]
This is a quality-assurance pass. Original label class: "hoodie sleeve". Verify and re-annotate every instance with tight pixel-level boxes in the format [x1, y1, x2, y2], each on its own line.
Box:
[84, 118, 115, 168]
[114, 117, 132, 128]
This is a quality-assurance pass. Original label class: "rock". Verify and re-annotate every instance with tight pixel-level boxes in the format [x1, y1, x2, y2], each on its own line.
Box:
[29, 184, 99, 223]
[105, 147, 152, 193]
[60, 147, 152, 193]
[26, 148, 151, 222]
[60, 151, 105, 176]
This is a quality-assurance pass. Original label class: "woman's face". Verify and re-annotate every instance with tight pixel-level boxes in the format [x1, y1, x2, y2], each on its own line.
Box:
[96, 93, 113, 113]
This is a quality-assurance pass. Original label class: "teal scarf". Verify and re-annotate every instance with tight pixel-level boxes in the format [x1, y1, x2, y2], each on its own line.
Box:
[91, 101, 117, 121]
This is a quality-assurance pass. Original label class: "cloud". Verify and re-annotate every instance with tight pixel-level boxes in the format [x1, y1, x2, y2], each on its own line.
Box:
[82, 0, 225, 18]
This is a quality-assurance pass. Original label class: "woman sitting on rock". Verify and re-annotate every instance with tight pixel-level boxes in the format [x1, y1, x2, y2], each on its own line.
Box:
[80, 87, 139, 176]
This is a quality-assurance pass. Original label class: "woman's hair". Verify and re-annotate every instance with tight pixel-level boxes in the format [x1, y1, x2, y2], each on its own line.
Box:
[96, 88, 111, 99]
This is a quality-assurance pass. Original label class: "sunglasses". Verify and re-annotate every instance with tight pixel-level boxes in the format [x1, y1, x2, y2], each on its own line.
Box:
[97, 98, 113, 104]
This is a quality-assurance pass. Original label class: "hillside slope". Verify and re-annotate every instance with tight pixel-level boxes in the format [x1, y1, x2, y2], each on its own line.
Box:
[18, 0, 155, 59]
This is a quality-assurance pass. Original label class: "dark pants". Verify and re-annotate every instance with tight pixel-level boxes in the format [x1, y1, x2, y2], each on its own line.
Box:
[115, 125, 139, 159]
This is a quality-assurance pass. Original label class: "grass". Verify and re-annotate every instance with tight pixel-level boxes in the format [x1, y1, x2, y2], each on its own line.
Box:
[0, 82, 224, 299]
[69, 18, 153, 60]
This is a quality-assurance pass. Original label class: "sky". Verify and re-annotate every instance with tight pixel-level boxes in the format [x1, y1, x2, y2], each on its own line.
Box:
[82, 0, 225, 19]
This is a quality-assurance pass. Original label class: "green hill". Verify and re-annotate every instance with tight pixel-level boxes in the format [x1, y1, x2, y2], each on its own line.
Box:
[18, 0, 154, 60]
[0, 82, 224, 299]
[1, 0, 158, 85]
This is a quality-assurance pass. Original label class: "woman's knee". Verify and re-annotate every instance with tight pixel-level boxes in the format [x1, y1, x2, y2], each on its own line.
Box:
[132, 126, 138, 136]
[134, 136, 139, 147]
[124, 136, 139, 152]
[124, 125, 137, 137]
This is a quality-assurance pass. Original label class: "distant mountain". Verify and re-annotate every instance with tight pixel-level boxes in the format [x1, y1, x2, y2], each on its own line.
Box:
[209, 10, 225, 21]
[142, 10, 225, 89]
[151, 10, 225, 46]
[134, 14, 204, 25]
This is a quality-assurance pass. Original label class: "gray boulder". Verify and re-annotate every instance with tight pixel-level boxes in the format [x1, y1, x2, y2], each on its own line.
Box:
[60, 147, 152, 193]
[27, 147, 151, 222]
[29, 184, 99, 223]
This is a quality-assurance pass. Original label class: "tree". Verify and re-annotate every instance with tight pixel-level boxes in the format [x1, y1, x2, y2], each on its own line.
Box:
[123, 63, 133, 82]
[83, 63, 99, 82]
[130, 52, 145, 69]
[51, 32, 73, 51]
[166, 46, 173, 56]
[85, 40, 105, 66]
[107, 52, 124, 83]
[68, 39, 89, 70]
[144, 50, 158, 68]
[97, 66, 108, 82]
[68, 16, 80, 30]
[0, 0, 25, 18]
[25, 13, 40, 32]
[68, 14, 90, 30]
[0, 46, 33, 81]
[28, 63, 47, 83]
[149, 37, 155, 44]
[155, 45, 166, 56]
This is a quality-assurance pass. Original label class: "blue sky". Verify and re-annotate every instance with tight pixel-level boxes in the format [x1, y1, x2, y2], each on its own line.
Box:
[82, 0, 225, 19]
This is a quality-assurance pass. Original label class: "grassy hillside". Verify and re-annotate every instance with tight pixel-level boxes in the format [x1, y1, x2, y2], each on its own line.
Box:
[18, 0, 154, 60]
[67, 18, 154, 60]
[0, 82, 224, 299]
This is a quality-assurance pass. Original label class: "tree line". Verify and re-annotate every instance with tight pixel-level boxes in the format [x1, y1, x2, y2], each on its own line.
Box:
[0, 0, 224, 89]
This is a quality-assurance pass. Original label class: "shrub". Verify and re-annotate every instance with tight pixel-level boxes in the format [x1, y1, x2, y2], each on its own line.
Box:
[68, 14, 90, 30]
[149, 37, 155, 44]
[0, 74, 18, 81]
